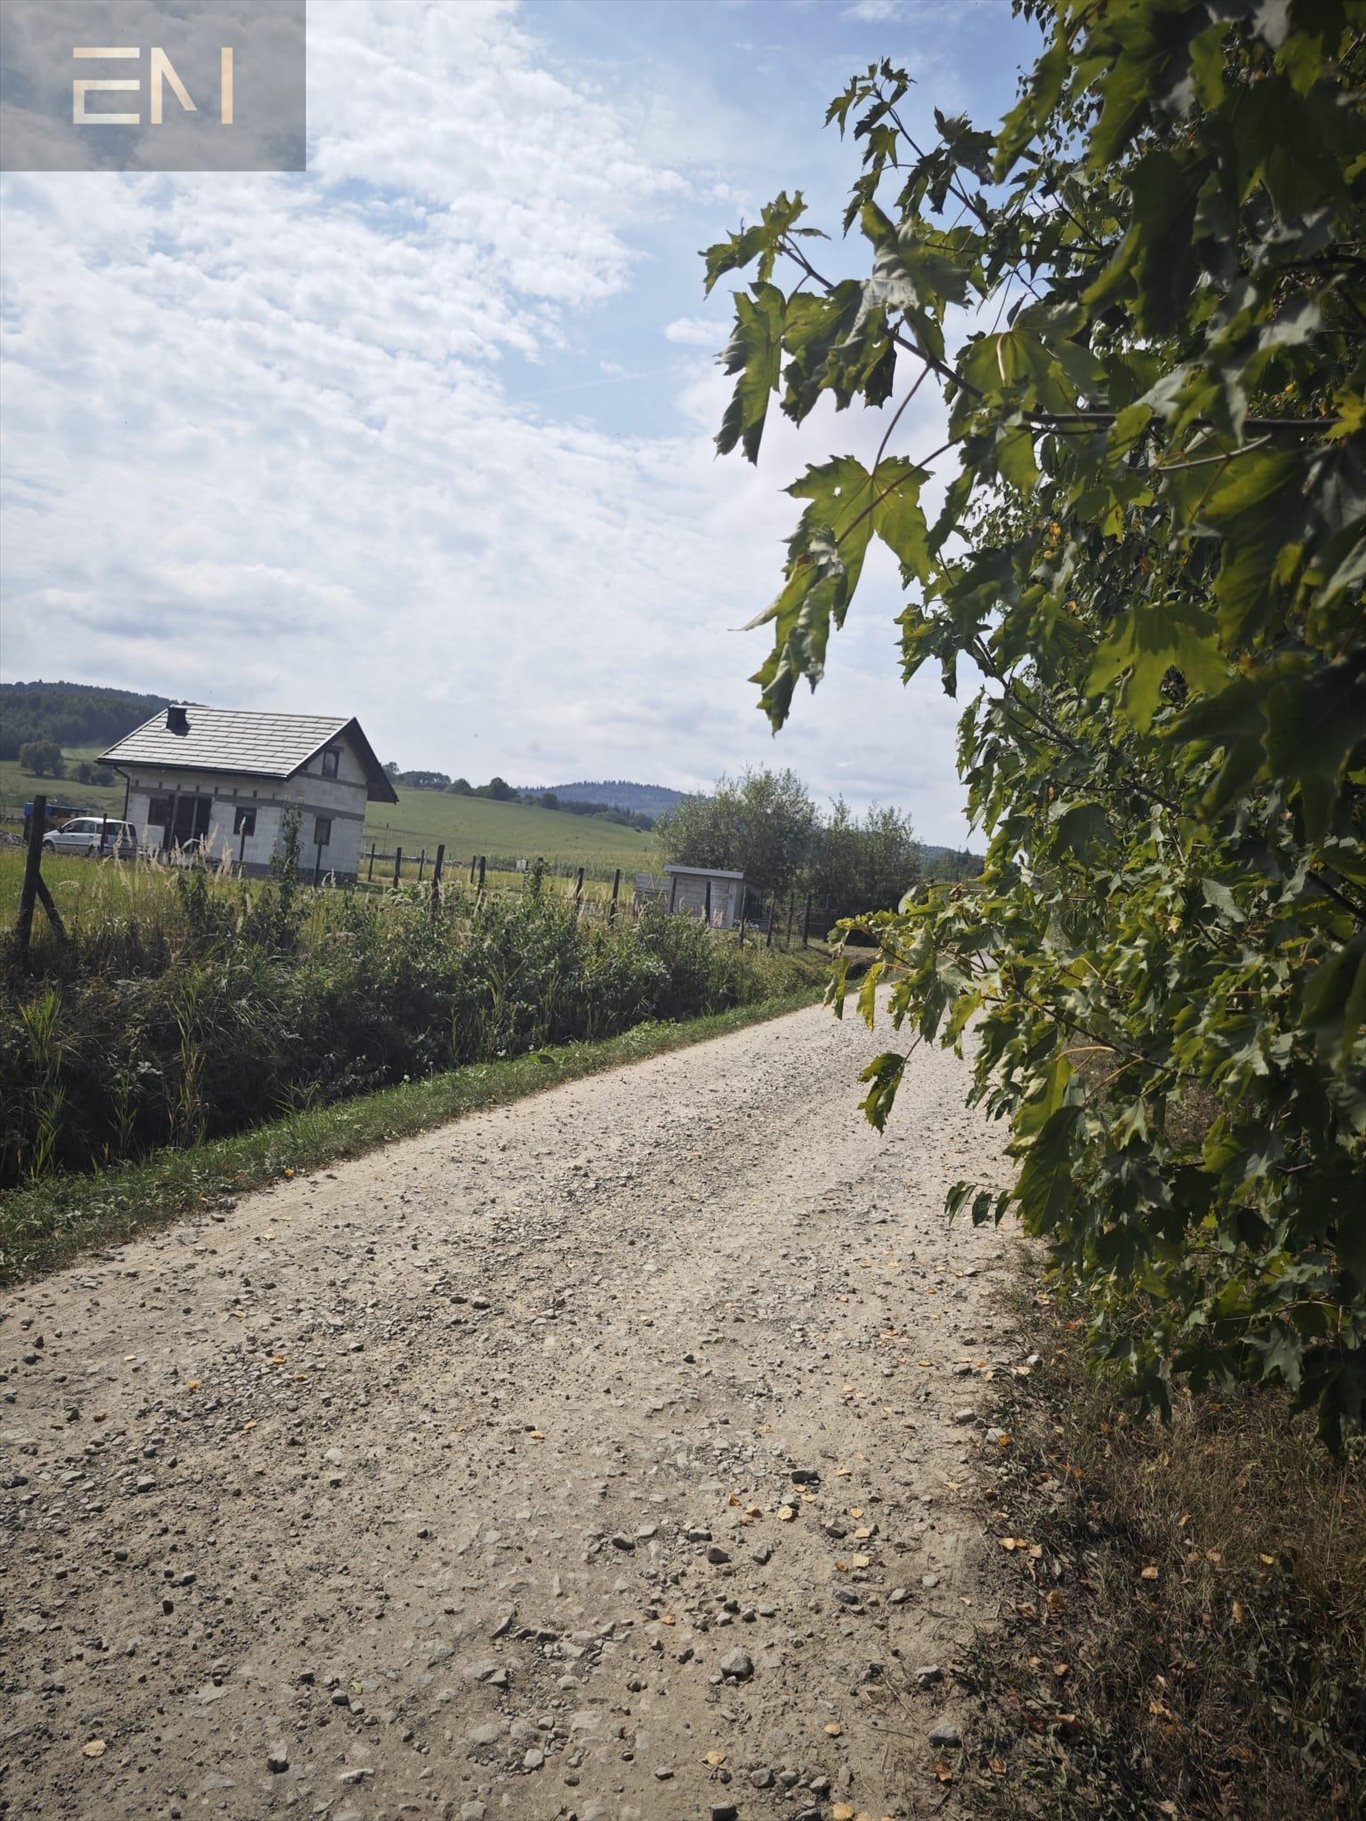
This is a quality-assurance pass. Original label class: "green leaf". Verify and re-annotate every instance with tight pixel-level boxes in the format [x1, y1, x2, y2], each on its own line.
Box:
[858, 1050, 906, 1131]
[715, 283, 785, 464]
[1051, 801, 1112, 861]
[748, 457, 883, 726]
[1015, 1104, 1083, 1235]
[702, 191, 811, 295]
[1201, 878, 1246, 925]
[870, 458, 932, 583]
[1169, 446, 1302, 529]
[1263, 666, 1366, 841]
[1017, 1051, 1076, 1139]
[1303, 935, 1366, 1074]
[1087, 600, 1229, 731]
[996, 422, 1040, 495]
[702, 223, 771, 297]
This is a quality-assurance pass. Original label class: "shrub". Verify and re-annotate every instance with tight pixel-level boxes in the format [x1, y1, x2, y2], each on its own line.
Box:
[18, 740, 64, 779]
[0, 869, 810, 1186]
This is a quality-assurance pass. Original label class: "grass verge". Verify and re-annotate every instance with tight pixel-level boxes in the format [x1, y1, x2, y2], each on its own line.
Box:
[953, 1256, 1365, 1821]
[0, 982, 824, 1286]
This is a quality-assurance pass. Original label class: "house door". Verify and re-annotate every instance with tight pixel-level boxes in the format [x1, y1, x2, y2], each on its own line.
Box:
[171, 795, 211, 847]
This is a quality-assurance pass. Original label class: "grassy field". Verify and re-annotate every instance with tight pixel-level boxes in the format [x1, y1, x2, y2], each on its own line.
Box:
[0, 754, 658, 875]
[362, 787, 655, 872]
[0, 751, 126, 823]
[0, 845, 634, 926]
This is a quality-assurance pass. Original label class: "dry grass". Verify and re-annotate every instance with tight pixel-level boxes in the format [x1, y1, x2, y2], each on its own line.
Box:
[954, 1261, 1366, 1821]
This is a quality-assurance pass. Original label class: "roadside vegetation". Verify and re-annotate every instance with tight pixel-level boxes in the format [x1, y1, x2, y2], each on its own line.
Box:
[956, 1263, 1365, 1821]
[0, 984, 823, 1286]
[707, 1, 1364, 1436]
[0, 844, 825, 1251]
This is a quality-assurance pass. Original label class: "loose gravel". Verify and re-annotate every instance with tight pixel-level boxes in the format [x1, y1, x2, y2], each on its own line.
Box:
[1, 1000, 1017, 1821]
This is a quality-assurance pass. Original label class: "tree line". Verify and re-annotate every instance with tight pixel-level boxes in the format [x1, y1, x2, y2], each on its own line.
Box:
[655, 765, 975, 918]
[1, 681, 168, 762]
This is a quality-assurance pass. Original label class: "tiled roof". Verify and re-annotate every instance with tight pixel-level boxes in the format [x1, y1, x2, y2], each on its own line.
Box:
[100, 706, 399, 804]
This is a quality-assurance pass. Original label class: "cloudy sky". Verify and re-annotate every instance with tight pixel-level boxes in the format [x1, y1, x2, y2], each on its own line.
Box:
[0, 0, 1040, 844]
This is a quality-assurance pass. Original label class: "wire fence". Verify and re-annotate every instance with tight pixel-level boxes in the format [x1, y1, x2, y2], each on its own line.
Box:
[353, 850, 835, 949]
[8, 799, 838, 965]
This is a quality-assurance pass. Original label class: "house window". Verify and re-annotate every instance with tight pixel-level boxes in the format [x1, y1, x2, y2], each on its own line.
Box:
[233, 806, 257, 837]
[148, 795, 172, 828]
[314, 817, 332, 847]
[321, 748, 340, 778]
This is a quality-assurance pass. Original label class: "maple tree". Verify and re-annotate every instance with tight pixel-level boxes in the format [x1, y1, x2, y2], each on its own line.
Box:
[705, 0, 1365, 1439]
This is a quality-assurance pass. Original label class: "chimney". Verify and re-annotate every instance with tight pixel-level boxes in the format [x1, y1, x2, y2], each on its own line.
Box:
[166, 705, 190, 735]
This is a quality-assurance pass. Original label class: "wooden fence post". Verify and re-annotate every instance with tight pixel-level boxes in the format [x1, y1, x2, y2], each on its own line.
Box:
[574, 867, 584, 917]
[15, 792, 45, 962]
[393, 847, 403, 888]
[477, 855, 486, 894]
[418, 848, 426, 882]
[469, 854, 477, 884]
[367, 843, 376, 882]
[669, 873, 679, 912]
[704, 878, 712, 926]
[609, 868, 620, 927]
[14, 793, 67, 962]
[430, 843, 445, 920]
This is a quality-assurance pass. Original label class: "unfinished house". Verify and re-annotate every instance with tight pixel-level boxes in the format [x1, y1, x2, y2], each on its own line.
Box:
[101, 703, 398, 879]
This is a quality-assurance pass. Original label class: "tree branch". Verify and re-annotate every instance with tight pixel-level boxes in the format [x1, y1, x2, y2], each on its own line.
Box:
[773, 235, 1335, 434]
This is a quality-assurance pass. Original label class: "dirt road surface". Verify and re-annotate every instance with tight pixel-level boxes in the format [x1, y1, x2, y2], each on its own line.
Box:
[2, 1002, 1018, 1821]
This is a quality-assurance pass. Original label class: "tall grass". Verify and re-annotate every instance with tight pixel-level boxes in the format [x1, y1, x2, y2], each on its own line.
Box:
[0, 857, 813, 1187]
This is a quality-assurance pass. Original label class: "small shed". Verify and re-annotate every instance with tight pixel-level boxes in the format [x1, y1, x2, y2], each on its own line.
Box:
[664, 864, 746, 929]
[101, 703, 397, 881]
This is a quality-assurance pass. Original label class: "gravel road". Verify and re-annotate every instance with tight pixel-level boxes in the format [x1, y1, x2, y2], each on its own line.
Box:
[1, 1001, 1018, 1821]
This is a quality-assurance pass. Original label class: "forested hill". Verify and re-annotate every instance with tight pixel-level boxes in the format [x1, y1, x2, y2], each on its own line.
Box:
[0, 681, 169, 760]
[529, 780, 688, 817]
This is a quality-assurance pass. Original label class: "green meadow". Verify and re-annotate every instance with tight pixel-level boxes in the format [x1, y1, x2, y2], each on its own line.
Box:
[0, 752, 126, 823]
[1, 755, 657, 875]
[362, 788, 655, 872]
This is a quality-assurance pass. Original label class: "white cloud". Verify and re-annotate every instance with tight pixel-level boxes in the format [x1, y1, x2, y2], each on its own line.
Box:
[0, 0, 988, 845]
[842, 0, 906, 21]
[663, 316, 726, 349]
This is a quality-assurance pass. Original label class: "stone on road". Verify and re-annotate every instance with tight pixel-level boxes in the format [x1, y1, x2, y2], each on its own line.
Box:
[1, 1000, 1013, 1818]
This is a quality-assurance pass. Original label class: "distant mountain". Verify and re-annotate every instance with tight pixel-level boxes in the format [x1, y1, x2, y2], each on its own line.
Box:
[528, 780, 688, 817]
[0, 680, 169, 761]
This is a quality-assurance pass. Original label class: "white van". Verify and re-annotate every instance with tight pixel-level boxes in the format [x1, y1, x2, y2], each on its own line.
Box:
[42, 817, 140, 858]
